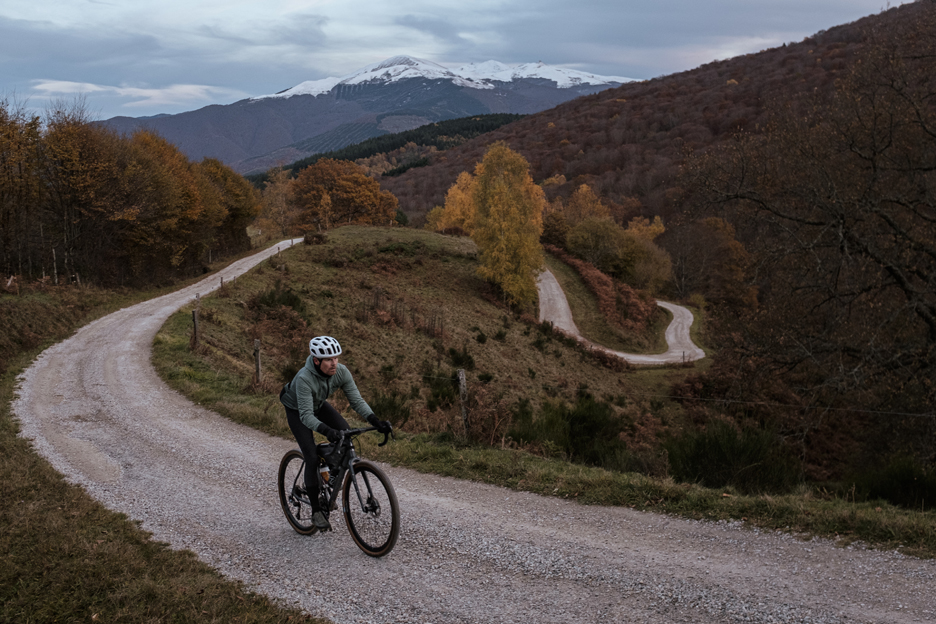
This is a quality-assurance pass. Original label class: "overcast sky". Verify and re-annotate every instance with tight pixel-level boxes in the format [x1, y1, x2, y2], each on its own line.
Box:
[1, 0, 905, 120]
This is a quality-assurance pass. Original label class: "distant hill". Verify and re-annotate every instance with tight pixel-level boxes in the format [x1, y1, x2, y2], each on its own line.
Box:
[378, 6, 914, 224]
[245, 113, 526, 187]
[100, 56, 629, 174]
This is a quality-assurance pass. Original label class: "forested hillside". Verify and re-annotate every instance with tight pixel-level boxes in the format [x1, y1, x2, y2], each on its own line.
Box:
[378, 5, 925, 223]
[0, 102, 259, 287]
[380, 1, 936, 482]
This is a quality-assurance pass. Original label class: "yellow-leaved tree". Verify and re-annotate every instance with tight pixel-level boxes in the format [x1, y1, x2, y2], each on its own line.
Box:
[424, 171, 477, 234]
[470, 142, 545, 307]
[258, 167, 299, 238]
[290, 159, 398, 232]
[563, 184, 609, 226]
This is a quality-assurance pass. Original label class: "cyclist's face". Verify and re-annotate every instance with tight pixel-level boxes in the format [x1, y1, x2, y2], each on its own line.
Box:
[316, 356, 338, 376]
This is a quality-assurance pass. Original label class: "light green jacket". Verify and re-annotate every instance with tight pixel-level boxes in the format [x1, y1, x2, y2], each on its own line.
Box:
[280, 354, 374, 431]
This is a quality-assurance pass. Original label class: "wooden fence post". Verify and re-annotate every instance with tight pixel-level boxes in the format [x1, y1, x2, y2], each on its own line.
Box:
[254, 339, 262, 384]
[457, 368, 468, 432]
[190, 293, 200, 350]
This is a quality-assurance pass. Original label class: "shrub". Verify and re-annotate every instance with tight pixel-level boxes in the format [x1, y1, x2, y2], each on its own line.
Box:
[369, 389, 411, 430]
[254, 280, 305, 316]
[421, 361, 457, 412]
[665, 420, 802, 494]
[447, 343, 475, 369]
[852, 456, 936, 511]
[507, 394, 630, 470]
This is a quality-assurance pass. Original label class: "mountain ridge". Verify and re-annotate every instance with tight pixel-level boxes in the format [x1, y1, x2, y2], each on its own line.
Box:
[100, 55, 629, 174]
[252, 55, 632, 100]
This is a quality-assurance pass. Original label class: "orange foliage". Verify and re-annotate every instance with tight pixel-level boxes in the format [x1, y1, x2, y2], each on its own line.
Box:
[291, 159, 398, 232]
[544, 244, 656, 333]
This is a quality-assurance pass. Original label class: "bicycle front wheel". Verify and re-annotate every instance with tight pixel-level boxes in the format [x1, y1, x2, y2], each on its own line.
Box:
[278, 449, 317, 535]
[342, 460, 400, 557]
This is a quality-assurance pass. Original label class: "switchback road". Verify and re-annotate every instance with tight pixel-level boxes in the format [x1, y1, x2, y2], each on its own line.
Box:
[537, 269, 705, 365]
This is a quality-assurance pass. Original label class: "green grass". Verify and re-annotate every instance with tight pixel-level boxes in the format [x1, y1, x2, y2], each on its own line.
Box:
[151, 226, 936, 559]
[356, 433, 936, 557]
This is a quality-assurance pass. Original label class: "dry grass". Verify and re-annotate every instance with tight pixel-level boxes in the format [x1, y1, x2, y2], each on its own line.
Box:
[152, 226, 936, 559]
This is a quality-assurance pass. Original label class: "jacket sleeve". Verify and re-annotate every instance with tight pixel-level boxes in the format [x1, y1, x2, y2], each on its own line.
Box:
[338, 367, 374, 419]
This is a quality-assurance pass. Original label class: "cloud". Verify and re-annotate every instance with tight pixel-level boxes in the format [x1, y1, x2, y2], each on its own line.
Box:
[1, 0, 909, 119]
[30, 79, 249, 110]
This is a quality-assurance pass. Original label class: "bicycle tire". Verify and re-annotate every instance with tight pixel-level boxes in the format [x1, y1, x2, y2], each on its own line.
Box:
[277, 449, 318, 535]
[342, 460, 400, 557]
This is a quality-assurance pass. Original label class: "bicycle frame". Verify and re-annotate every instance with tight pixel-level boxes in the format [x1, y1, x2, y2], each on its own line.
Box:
[304, 426, 391, 511]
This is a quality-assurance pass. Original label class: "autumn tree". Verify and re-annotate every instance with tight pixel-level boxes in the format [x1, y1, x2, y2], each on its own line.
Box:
[0, 99, 42, 277]
[0, 99, 266, 286]
[566, 215, 673, 294]
[563, 184, 610, 226]
[470, 142, 545, 307]
[566, 217, 628, 275]
[196, 158, 261, 256]
[290, 159, 398, 232]
[625, 216, 665, 242]
[663, 217, 757, 308]
[40, 101, 140, 282]
[424, 171, 477, 234]
[541, 211, 570, 248]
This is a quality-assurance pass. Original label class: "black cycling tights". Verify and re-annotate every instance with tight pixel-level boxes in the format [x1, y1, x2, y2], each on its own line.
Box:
[284, 401, 349, 511]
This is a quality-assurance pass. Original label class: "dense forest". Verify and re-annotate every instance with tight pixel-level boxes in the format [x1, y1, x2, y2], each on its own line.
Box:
[0, 102, 259, 287]
[246, 114, 525, 187]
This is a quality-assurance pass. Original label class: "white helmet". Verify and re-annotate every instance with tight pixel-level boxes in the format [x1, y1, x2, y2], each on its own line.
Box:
[309, 335, 342, 358]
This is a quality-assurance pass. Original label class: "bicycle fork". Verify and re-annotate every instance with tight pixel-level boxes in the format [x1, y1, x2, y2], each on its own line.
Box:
[347, 462, 381, 517]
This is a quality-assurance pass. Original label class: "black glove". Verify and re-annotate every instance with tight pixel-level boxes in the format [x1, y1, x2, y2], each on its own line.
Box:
[317, 424, 342, 444]
[367, 414, 392, 434]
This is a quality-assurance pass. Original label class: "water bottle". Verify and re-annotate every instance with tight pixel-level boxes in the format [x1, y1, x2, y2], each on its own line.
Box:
[319, 464, 330, 483]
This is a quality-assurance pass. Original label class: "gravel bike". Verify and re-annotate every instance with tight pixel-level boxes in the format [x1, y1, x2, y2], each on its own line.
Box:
[277, 426, 400, 557]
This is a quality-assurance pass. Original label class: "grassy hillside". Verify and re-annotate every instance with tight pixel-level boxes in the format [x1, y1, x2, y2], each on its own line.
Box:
[152, 226, 674, 444]
[151, 226, 936, 557]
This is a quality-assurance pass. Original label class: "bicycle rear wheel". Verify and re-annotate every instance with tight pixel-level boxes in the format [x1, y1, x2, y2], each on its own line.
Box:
[342, 460, 400, 557]
[278, 449, 317, 535]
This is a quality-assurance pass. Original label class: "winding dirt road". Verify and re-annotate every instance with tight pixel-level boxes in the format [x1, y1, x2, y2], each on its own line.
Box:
[537, 269, 705, 365]
[13, 244, 935, 624]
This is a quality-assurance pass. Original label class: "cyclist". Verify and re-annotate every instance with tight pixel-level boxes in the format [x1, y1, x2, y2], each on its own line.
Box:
[280, 335, 391, 531]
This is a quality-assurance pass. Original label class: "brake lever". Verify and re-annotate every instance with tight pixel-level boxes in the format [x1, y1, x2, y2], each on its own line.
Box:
[378, 427, 395, 447]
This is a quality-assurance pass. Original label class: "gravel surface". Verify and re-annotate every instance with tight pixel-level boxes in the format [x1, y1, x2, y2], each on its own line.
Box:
[536, 269, 705, 364]
[13, 244, 936, 623]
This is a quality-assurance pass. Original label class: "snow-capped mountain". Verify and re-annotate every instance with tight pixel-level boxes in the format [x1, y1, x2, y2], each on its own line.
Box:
[256, 55, 632, 100]
[103, 55, 631, 174]
[455, 59, 632, 89]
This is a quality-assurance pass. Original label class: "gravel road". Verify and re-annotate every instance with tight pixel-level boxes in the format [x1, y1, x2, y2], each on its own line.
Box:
[536, 269, 705, 365]
[13, 244, 936, 623]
